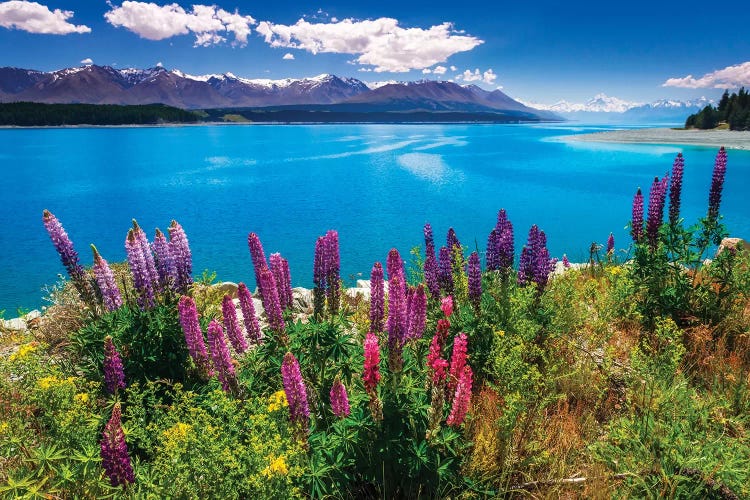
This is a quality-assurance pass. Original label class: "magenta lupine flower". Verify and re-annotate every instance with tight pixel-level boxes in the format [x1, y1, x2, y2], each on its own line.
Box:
[131, 220, 159, 291]
[562, 254, 571, 268]
[281, 257, 293, 309]
[152, 228, 174, 291]
[387, 273, 407, 371]
[438, 246, 453, 294]
[206, 319, 236, 393]
[441, 296, 453, 318]
[448, 333, 468, 394]
[103, 336, 126, 394]
[668, 153, 685, 226]
[324, 230, 341, 315]
[177, 296, 212, 376]
[363, 332, 381, 393]
[329, 377, 351, 418]
[222, 294, 247, 354]
[126, 229, 155, 309]
[707, 147, 728, 223]
[247, 232, 268, 298]
[386, 248, 405, 285]
[237, 283, 261, 344]
[100, 403, 134, 487]
[406, 284, 427, 340]
[424, 251, 440, 298]
[646, 174, 669, 250]
[486, 228, 499, 271]
[496, 209, 515, 273]
[607, 233, 615, 255]
[427, 331, 449, 384]
[424, 222, 435, 257]
[468, 252, 482, 312]
[259, 265, 285, 334]
[168, 220, 193, 293]
[91, 245, 122, 312]
[270, 253, 293, 310]
[631, 188, 644, 243]
[446, 365, 473, 427]
[42, 210, 92, 301]
[369, 262, 385, 333]
[281, 352, 310, 428]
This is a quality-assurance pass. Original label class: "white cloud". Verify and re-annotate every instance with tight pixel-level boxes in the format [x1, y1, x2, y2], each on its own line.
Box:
[156, 61, 163, 67]
[104, 1, 255, 46]
[450, 65, 456, 71]
[255, 17, 482, 72]
[663, 61, 750, 88]
[282, 52, 294, 60]
[80, 57, 93, 64]
[455, 68, 497, 85]
[432, 65, 447, 75]
[422, 68, 431, 74]
[0, 1, 90, 34]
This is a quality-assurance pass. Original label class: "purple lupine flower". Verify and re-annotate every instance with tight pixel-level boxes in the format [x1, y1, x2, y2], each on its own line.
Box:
[312, 236, 326, 318]
[126, 229, 155, 309]
[169, 220, 193, 294]
[91, 245, 122, 311]
[438, 245, 453, 294]
[369, 262, 385, 333]
[324, 230, 341, 315]
[606, 233, 615, 254]
[100, 402, 134, 487]
[270, 253, 292, 310]
[281, 352, 310, 429]
[424, 251, 440, 298]
[707, 147, 728, 223]
[177, 296, 212, 376]
[406, 284, 427, 340]
[447, 227, 461, 252]
[517, 244, 532, 286]
[281, 256, 293, 309]
[42, 210, 92, 301]
[103, 336, 126, 394]
[222, 294, 247, 354]
[646, 174, 669, 250]
[247, 232, 267, 299]
[468, 251, 482, 312]
[237, 283, 261, 344]
[131, 220, 159, 291]
[532, 228, 554, 292]
[259, 265, 285, 334]
[386, 248, 405, 285]
[387, 273, 407, 371]
[152, 228, 174, 291]
[329, 377, 351, 418]
[424, 222, 435, 257]
[562, 254, 571, 268]
[486, 228, 499, 271]
[631, 188, 644, 243]
[206, 319, 236, 393]
[496, 209, 515, 272]
[668, 153, 685, 226]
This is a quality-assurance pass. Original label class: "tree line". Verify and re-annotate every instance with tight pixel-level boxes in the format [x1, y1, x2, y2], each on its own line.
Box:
[685, 88, 750, 130]
[0, 102, 199, 126]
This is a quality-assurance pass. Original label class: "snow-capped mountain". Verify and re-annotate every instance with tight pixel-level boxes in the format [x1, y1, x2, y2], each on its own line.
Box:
[522, 93, 642, 113]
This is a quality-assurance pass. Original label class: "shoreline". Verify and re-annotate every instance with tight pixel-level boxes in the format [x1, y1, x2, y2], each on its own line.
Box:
[564, 127, 750, 150]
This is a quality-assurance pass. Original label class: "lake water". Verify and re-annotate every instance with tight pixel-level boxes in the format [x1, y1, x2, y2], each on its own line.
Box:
[1, 123, 748, 313]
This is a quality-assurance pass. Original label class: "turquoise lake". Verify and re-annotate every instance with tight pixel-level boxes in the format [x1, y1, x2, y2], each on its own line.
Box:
[1, 123, 748, 313]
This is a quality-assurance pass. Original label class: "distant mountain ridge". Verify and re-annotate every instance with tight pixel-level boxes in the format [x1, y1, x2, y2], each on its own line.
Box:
[0, 64, 555, 121]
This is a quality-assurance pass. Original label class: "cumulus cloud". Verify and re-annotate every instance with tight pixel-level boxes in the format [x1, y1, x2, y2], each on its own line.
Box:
[663, 61, 750, 88]
[282, 52, 294, 60]
[449, 65, 457, 71]
[255, 17, 482, 72]
[80, 57, 93, 64]
[0, 1, 90, 34]
[422, 68, 431, 74]
[432, 65, 447, 75]
[455, 68, 497, 85]
[104, 1, 255, 46]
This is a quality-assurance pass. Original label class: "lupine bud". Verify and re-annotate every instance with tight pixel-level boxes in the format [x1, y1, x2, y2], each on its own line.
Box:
[438, 246, 453, 294]
[369, 262, 385, 333]
[222, 295, 247, 354]
[206, 319, 236, 393]
[329, 377, 351, 418]
[441, 296, 453, 318]
[132, 220, 158, 290]
[126, 229, 155, 309]
[100, 402, 134, 487]
[646, 175, 669, 250]
[496, 209, 515, 273]
[248, 232, 267, 299]
[708, 147, 728, 223]
[631, 188, 644, 242]
[259, 266, 285, 335]
[312, 236, 326, 318]
[152, 228, 174, 291]
[668, 153, 684, 226]
[518, 245, 531, 286]
[169, 220, 193, 293]
[562, 254, 571, 268]
[446, 365, 473, 427]
[386, 248, 405, 286]
[177, 296, 212, 376]
[281, 352, 310, 428]
[238, 283, 261, 344]
[324, 230, 341, 315]
[103, 336, 126, 394]
[448, 333, 468, 394]
[447, 227, 461, 253]
[281, 257, 293, 309]
[606, 233, 615, 254]
[486, 228, 499, 271]
[406, 284, 427, 340]
[424, 222, 435, 257]
[92, 245, 122, 311]
[424, 251, 440, 298]
[468, 252, 482, 312]
[42, 210, 93, 302]
[270, 253, 293, 310]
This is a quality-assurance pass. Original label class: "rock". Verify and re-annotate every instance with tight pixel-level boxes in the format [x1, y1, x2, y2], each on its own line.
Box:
[292, 287, 313, 312]
[2, 317, 27, 331]
[253, 298, 265, 316]
[213, 282, 239, 298]
[24, 310, 41, 322]
[356, 279, 371, 289]
[717, 238, 745, 256]
[346, 287, 371, 300]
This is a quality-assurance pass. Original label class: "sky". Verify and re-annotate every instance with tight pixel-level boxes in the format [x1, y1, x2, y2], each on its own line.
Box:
[1, 0, 749, 104]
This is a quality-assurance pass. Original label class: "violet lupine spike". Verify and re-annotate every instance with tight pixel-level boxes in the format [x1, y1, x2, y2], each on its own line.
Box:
[247, 232, 268, 299]
[91, 245, 122, 312]
[446, 365, 473, 427]
[447, 227, 461, 252]
[468, 251, 482, 312]
[496, 209, 515, 273]
[448, 333, 468, 394]
[324, 230, 341, 315]
[424, 251, 440, 298]
[517, 244, 532, 286]
[281, 257, 293, 310]
[177, 296, 212, 376]
[270, 253, 290, 310]
[386, 248, 405, 284]
[222, 294, 248, 354]
[387, 273, 407, 372]
[169, 220, 193, 294]
[259, 265, 286, 335]
[329, 377, 351, 418]
[369, 262, 385, 333]
[606, 233, 615, 254]
[152, 228, 174, 291]
[103, 336, 126, 394]
[42, 210, 92, 301]
[646, 174, 669, 250]
[707, 147, 728, 223]
[438, 245, 454, 294]
[206, 319, 237, 393]
[132, 220, 159, 291]
[281, 352, 310, 429]
[424, 222, 435, 257]
[562, 254, 571, 268]
[407, 284, 427, 340]
[312, 236, 326, 318]
[100, 402, 135, 487]
[237, 283, 261, 344]
[486, 228, 499, 271]
[126, 229, 155, 309]
[532, 228, 554, 292]
[668, 153, 685, 226]
[631, 188, 645, 243]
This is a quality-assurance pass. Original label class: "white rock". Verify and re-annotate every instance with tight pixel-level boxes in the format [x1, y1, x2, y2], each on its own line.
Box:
[292, 287, 313, 311]
[346, 287, 371, 300]
[213, 281, 239, 298]
[24, 310, 41, 321]
[356, 279, 371, 289]
[2, 317, 27, 331]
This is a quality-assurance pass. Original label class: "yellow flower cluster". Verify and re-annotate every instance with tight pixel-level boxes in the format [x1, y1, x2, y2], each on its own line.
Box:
[607, 266, 624, 277]
[0, 422, 9, 434]
[9, 342, 38, 361]
[267, 390, 288, 412]
[37, 376, 76, 390]
[74, 393, 89, 403]
[262, 454, 289, 477]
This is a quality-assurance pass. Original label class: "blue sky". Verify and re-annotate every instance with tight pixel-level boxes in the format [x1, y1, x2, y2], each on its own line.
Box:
[1, 0, 748, 104]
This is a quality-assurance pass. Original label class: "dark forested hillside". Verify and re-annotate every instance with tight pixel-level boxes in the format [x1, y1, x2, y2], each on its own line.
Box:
[0, 102, 198, 126]
[685, 88, 750, 130]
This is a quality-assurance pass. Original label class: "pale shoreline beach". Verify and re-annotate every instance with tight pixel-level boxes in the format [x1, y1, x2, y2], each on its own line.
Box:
[565, 127, 750, 150]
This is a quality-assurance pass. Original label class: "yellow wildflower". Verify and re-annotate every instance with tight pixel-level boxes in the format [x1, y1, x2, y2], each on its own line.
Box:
[0, 422, 9, 434]
[37, 376, 60, 390]
[495, 329, 505, 337]
[74, 393, 90, 403]
[267, 390, 288, 412]
[262, 454, 289, 477]
[163, 422, 193, 442]
[607, 266, 624, 277]
[9, 342, 37, 361]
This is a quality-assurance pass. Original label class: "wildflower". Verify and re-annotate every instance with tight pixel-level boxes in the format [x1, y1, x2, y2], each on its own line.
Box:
[103, 336, 126, 394]
[518, 225, 554, 293]
[562, 254, 571, 268]
[152, 228, 174, 291]
[267, 390, 288, 412]
[496, 209, 514, 273]
[91, 245, 122, 311]
[363, 332, 383, 421]
[330, 377, 351, 418]
[438, 246, 453, 294]
[668, 153, 684, 226]
[312, 236, 326, 318]
[324, 230, 341, 315]
[369, 262, 385, 333]
[424, 222, 435, 257]
[222, 294, 247, 354]
[206, 319, 236, 393]
[427, 332, 449, 384]
[262, 455, 289, 477]
[387, 273, 407, 371]
[75, 393, 90, 403]
[126, 229, 155, 309]
[486, 228, 499, 271]
[281, 352, 309, 430]
[467, 252, 482, 312]
[259, 265, 286, 337]
[406, 284, 427, 340]
[646, 174, 669, 250]
[247, 232, 268, 299]
[177, 296, 212, 376]
[237, 283, 261, 344]
[269, 253, 293, 310]
[42, 209, 93, 303]
[448, 333, 468, 394]
[441, 296, 453, 318]
[631, 188, 644, 242]
[446, 365, 473, 427]
[100, 402, 134, 487]
[606, 233, 615, 255]
[169, 220, 193, 294]
[9, 342, 37, 361]
[707, 147, 728, 223]
[447, 227, 461, 254]
[131, 220, 159, 290]
[423, 251, 440, 298]
[386, 248, 405, 287]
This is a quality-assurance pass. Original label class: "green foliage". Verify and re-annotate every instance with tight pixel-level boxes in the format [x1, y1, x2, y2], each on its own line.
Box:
[0, 102, 199, 126]
[686, 88, 750, 130]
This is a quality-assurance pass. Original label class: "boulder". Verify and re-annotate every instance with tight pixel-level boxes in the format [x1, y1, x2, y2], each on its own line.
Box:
[292, 287, 313, 312]
[717, 238, 746, 256]
[213, 281, 239, 298]
[356, 279, 371, 289]
[2, 317, 27, 331]
[346, 287, 371, 300]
